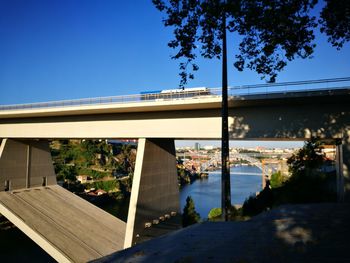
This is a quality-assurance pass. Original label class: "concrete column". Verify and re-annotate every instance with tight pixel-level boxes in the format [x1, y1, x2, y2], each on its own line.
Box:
[342, 142, 350, 202]
[0, 139, 57, 191]
[25, 144, 31, 188]
[336, 144, 344, 202]
[124, 138, 180, 248]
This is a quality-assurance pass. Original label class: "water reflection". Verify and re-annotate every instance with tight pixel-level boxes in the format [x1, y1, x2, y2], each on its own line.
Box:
[180, 165, 262, 219]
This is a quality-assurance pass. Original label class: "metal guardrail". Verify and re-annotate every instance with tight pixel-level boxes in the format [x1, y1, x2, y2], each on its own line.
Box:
[0, 77, 349, 111]
[229, 77, 350, 96]
[0, 89, 222, 111]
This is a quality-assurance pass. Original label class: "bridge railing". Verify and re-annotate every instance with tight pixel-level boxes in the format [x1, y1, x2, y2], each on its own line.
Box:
[0, 89, 222, 111]
[228, 77, 350, 96]
[0, 77, 349, 111]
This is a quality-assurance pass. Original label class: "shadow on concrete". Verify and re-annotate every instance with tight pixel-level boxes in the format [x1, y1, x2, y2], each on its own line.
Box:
[91, 203, 350, 263]
[134, 214, 182, 245]
[129, 201, 182, 245]
[0, 215, 55, 262]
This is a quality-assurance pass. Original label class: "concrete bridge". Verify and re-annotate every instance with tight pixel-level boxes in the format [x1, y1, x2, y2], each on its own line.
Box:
[0, 77, 350, 262]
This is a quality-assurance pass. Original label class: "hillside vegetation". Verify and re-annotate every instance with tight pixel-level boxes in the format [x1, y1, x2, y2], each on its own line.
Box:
[50, 140, 136, 196]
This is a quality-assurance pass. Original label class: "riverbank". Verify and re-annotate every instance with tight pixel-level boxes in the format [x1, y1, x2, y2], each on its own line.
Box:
[177, 163, 208, 186]
[180, 165, 262, 219]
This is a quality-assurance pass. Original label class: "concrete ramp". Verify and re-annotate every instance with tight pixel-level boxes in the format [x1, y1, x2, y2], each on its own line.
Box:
[0, 185, 126, 263]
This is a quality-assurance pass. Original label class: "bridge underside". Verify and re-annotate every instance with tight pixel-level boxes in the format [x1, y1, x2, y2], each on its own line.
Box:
[0, 185, 126, 263]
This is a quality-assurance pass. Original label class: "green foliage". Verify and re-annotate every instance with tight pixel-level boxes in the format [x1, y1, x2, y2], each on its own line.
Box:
[182, 196, 200, 227]
[238, 149, 260, 154]
[57, 165, 77, 182]
[77, 168, 106, 179]
[118, 178, 132, 195]
[153, 1, 349, 86]
[59, 144, 75, 163]
[151, 0, 350, 86]
[115, 144, 136, 175]
[320, 0, 350, 49]
[208, 208, 221, 220]
[242, 184, 273, 217]
[270, 171, 287, 189]
[208, 206, 243, 221]
[86, 180, 119, 193]
[50, 148, 60, 158]
[287, 139, 325, 179]
[242, 139, 337, 217]
[177, 160, 202, 186]
[272, 172, 336, 205]
[51, 140, 136, 186]
[177, 167, 191, 185]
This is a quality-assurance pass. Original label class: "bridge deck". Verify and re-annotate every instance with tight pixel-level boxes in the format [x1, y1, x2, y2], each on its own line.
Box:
[0, 185, 126, 262]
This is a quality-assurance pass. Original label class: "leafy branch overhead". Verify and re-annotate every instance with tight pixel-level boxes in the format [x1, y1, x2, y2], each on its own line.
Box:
[320, 0, 350, 50]
[153, 0, 350, 85]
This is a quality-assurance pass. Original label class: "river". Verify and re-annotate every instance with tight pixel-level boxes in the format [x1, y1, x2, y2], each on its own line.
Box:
[180, 165, 262, 219]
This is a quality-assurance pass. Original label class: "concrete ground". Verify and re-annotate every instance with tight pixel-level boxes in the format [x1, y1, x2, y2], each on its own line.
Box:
[95, 203, 350, 263]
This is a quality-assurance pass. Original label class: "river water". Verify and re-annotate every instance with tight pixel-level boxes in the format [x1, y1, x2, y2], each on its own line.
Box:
[180, 165, 262, 219]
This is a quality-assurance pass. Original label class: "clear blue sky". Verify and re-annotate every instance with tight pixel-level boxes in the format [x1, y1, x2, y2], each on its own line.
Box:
[1, 0, 350, 105]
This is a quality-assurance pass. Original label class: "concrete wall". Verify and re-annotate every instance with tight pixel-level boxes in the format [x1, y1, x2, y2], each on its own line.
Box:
[0, 139, 56, 191]
[124, 138, 180, 248]
[0, 110, 223, 139]
[229, 101, 349, 140]
[343, 142, 350, 202]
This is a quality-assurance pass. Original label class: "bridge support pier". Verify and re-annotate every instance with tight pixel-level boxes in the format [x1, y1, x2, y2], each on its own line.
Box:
[341, 141, 350, 202]
[0, 139, 56, 191]
[124, 138, 180, 248]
